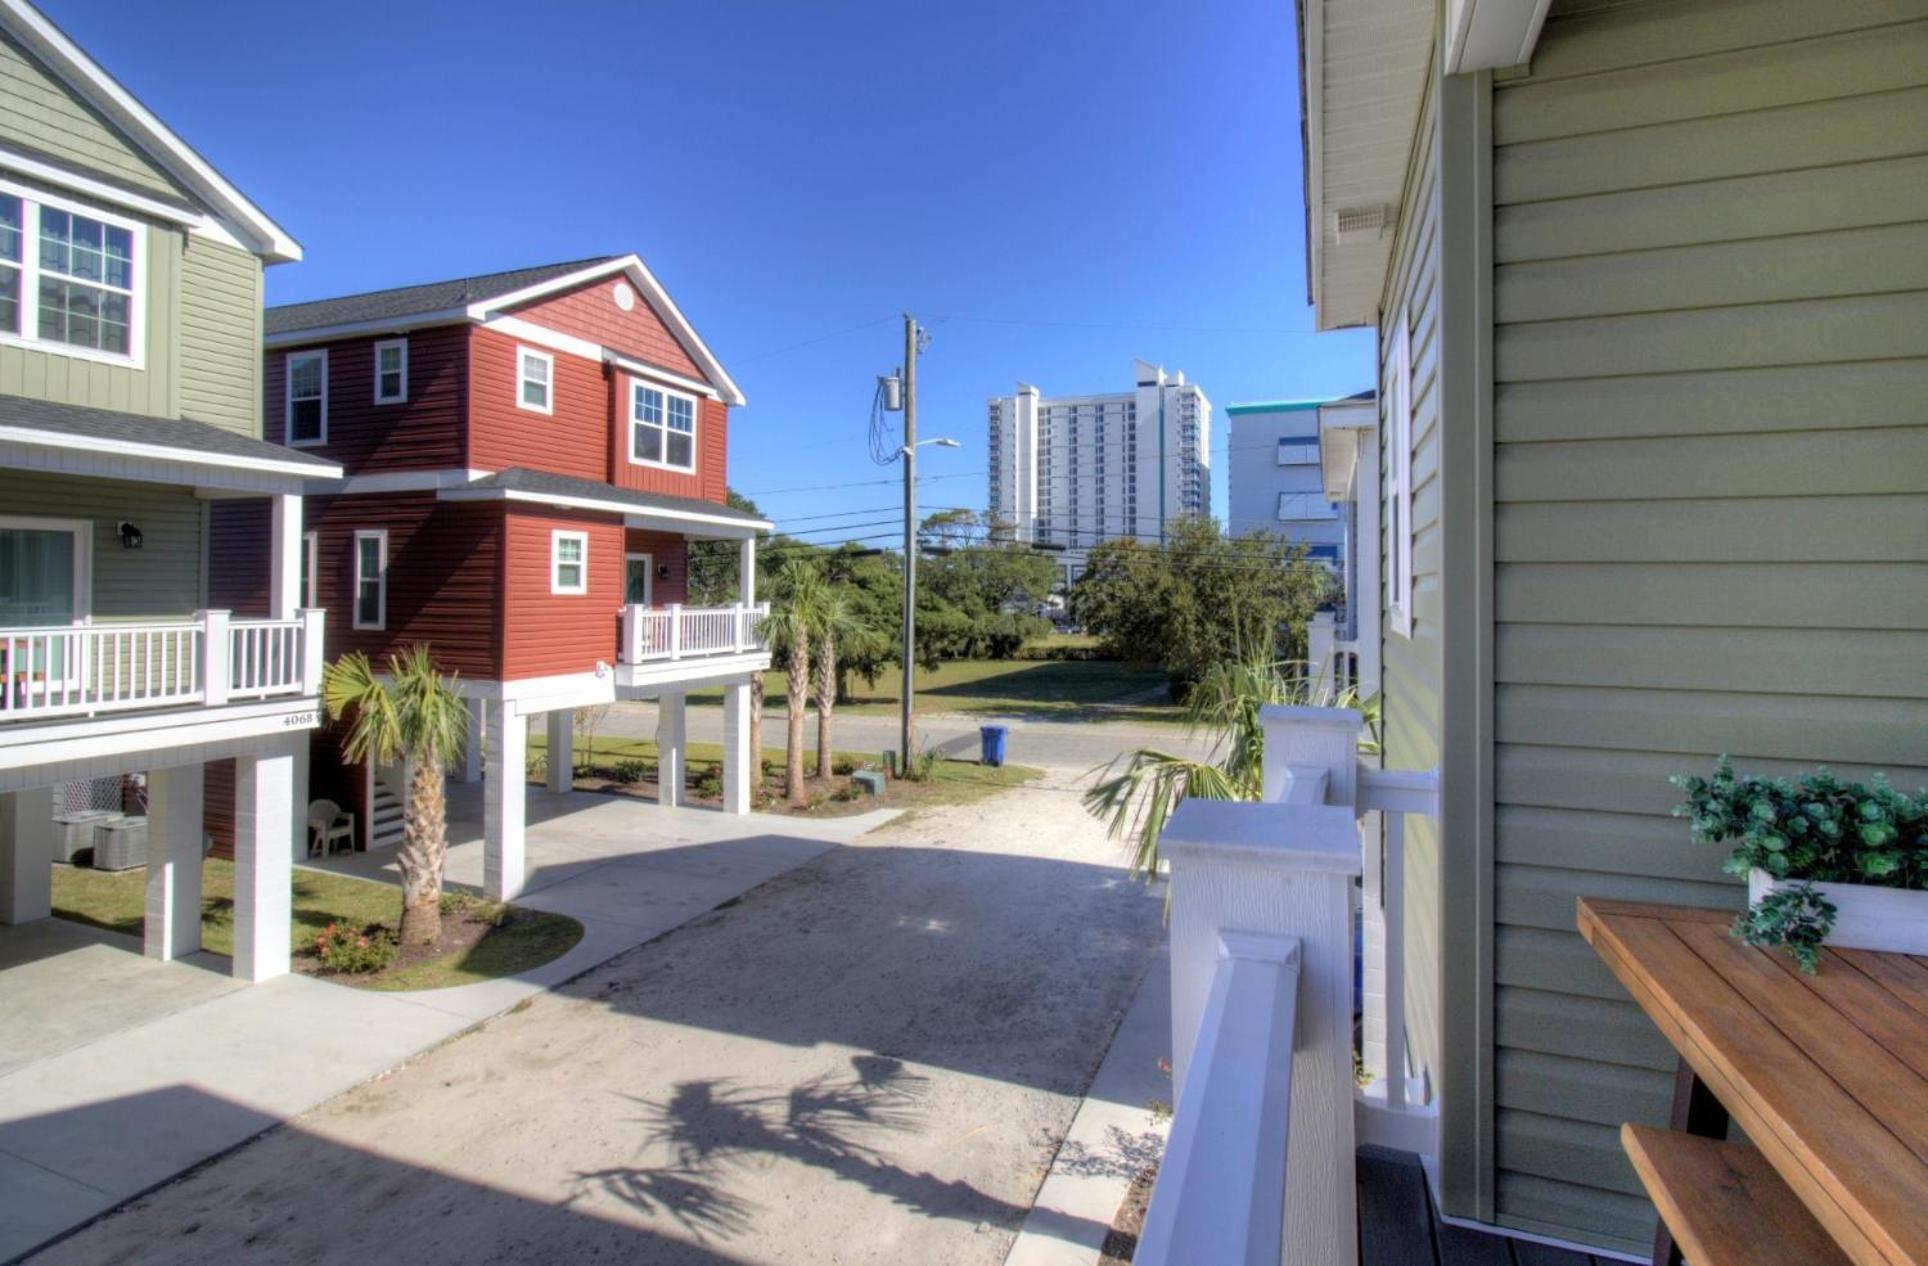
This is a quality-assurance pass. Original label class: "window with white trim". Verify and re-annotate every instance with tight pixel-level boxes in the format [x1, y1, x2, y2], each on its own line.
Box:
[301, 530, 318, 609]
[1386, 306, 1413, 638]
[551, 531, 587, 594]
[629, 380, 696, 471]
[0, 185, 143, 360]
[517, 346, 553, 414]
[286, 350, 327, 446]
[373, 338, 407, 404]
[353, 529, 386, 630]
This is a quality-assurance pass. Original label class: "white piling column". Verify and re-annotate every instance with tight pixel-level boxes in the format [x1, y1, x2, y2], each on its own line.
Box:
[145, 764, 205, 961]
[269, 493, 303, 621]
[0, 786, 54, 925]
[458, 698, 485, 783]
[720, 681, 752, 815]
[657, 692, 687, 810]
[546, 709, 573, 795]
[233, 739, 296, 982]
[484, 701, 527, 900]
[1162, 800, 1362, 1266]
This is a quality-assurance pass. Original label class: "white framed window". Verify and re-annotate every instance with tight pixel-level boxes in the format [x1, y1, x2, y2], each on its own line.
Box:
[286, 349, 328, 446]
[0, 180, 145, 366]
[551, 531, 588, 595]
[373, 338, 407, 404]
[352, 529, 386, 630]
[628, 380, 697, 471]
[517, 346, 553, 414]
[1386, 305, 1413, 639]
[1277, 492, 1337, 521]
[301, 530, 318, 609]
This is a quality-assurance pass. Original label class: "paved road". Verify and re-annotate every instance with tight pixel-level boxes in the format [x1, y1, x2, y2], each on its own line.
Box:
[38, 780, 1167, 1265]
[600, 700, 1215, 778]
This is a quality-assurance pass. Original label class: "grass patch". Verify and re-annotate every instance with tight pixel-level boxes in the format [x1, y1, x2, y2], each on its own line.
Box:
[50, 859, 581, 991]
[691, 659, 1178, 722]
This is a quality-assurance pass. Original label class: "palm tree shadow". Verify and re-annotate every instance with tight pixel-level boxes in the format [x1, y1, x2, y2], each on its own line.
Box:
[570, 1053, 1048, 1245]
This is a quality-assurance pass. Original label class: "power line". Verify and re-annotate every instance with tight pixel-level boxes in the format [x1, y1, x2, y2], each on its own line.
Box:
[743, 469, 987, 497]
[734, 315, 897, 365]
[928, 312, 1334, 337]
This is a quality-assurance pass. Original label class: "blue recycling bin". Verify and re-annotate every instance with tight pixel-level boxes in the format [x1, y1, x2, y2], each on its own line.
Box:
[979, 725, 1008, 767]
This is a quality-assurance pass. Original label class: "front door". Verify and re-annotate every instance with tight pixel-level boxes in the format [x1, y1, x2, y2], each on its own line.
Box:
[0, 517, 88, 690]
[624, 553, 653, 606]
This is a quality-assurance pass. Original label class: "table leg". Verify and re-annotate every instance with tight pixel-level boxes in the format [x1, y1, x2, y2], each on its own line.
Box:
[1651, 1057, 1731, 1266]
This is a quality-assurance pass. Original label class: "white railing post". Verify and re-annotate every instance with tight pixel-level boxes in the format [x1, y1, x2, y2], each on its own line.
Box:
[667, 603, 683, 660]
[300, 609, 325, 696]
[1260, 704, 1360, 806]
[1307, 612, 1337, 698]
[200, 610, 231, 707]
[1157, 800, 1362, 1266]
[621, 605, 639, 664]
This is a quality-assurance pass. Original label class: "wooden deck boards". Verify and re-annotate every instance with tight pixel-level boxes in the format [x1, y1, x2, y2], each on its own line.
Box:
[1359, 1146, 1612, 1266]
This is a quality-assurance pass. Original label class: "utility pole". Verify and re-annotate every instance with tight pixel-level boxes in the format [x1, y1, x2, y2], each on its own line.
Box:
[899, 312, 919, 773]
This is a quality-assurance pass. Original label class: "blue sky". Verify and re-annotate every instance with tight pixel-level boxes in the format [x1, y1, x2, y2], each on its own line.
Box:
[52, 0, 1373, 542]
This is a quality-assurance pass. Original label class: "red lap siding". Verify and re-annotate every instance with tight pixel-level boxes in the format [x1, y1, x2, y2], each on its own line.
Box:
[264, 326, 466, 473]
[623, 530, 689, 605]
[501, 508, 624, 680]
[609, 372, 728, 503]
[207, 499, 272, 616]
[466, 327, 609, 481]
[509, 280, 703, 380]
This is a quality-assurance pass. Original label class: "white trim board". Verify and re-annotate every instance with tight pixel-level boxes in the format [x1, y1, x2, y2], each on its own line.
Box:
[437, 485, 770, 536]
[0, 428, 336, 486]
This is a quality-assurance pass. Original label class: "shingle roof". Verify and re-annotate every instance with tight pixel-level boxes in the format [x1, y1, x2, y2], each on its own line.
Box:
[265, 257, 622, 336]
[0, 393, 338, 471]
[454, 467, 769, 527]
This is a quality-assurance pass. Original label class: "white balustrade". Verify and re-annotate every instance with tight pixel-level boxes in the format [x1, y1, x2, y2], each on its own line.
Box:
[621, 603, 771, 664]
[0, 610, 321, 722]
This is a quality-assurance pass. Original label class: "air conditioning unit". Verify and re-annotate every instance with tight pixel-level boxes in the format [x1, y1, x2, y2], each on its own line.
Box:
[1330, 205, 1390, 245]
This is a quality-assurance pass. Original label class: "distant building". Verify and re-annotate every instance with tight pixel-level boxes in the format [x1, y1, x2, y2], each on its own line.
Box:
[987, 359, 1210, 581]
[1224, 392, 1374, 567]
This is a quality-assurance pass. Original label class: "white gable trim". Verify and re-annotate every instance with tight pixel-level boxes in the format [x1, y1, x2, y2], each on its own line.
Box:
[0, 0, 302, 262]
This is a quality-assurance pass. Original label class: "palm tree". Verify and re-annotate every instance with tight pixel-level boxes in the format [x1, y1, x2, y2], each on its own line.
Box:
[1084, 653, 1380, 878]
[811, 586, 880, 779]
[763, 560, 827, 805]
[323, 645, 469, 945]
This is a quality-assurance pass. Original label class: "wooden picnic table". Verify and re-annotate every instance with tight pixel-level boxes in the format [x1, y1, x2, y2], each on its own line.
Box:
[1578, 899, 1928, 1266]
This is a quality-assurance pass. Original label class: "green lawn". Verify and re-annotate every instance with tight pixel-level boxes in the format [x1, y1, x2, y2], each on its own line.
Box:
[50, 859, 582, 991]
[692, 658, 1179, 722]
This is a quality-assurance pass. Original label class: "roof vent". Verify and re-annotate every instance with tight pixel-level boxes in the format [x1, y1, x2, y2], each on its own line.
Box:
[1330, 205, 1389, 245]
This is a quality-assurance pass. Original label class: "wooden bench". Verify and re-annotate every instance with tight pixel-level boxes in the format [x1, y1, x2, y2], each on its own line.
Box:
[1622, 1126, 1851, 1266]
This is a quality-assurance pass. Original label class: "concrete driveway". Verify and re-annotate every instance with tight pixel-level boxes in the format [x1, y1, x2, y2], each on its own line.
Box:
[32, 777, 1166, 1265]
[1, 790, 888, 1263]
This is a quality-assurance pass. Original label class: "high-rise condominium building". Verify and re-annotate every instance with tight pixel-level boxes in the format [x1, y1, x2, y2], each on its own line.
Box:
[986, 359, 1210, 580]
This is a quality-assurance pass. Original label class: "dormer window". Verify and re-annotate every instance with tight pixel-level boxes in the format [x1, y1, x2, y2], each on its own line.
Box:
[0, 184, 143, 364]
[517, 346, 553, 414]
[373, 338, 407, 404]
[629, 380, 697, 472]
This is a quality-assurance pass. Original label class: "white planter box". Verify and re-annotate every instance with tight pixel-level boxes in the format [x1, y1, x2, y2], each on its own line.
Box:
[1748, 869, 1928, 956]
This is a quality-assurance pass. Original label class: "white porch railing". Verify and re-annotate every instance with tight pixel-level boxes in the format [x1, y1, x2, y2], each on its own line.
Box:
[1136, 704, 1440, 1266]
[619, 602, 769, 664]
[1305, 610, 1363, 698]
[0, 609, 325, 722]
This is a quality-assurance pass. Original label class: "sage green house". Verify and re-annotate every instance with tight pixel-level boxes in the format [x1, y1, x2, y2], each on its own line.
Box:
[0, 0, 338, 985]
[1297, 0, 1928, 1254]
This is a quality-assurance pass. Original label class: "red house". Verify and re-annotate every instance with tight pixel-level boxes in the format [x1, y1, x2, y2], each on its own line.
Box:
[216, 255, 769, 900]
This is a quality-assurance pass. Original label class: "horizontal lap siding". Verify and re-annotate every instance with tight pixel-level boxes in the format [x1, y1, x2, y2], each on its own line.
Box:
[0, 30, 184, 197]
[466, 327, 608, 480]
[624, 530, 688, 605]
[501, 508, 623, 680]
[207, 499, 269, 616]
[178, 237, 263, 437]
[509, 281, 704, 381]
[264, 327, 465, 471]
[0, 471, 204, 619]
[1381, 68, 1447, 1109]
[1487, 0, 1928, 1251]
[611, 374, 728, 502]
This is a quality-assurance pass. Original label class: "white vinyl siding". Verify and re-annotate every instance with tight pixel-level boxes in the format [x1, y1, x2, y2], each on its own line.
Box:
[1483, 1, 1928, 1253]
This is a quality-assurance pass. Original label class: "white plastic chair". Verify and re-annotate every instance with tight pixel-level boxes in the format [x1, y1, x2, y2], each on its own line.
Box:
[307, 799, 355, 857]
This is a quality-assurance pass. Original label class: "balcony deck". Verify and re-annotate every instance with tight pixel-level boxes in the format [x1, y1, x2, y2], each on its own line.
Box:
[1360, 1147, 1616, 1266]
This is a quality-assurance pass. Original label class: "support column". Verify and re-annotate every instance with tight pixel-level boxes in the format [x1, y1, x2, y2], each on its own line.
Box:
[458, 698, 485, 783]
[145, 764, 204, 961]
[720, 681, 752, 815]
[738, 535, 756, 607]
[270, 493, 302, 621]
[0, 786, 54, 926]
[656, 692, 687, 810]
[233, 740, 296, 982]
[546, 709, 573, 795]
[484, 701, 527, 900]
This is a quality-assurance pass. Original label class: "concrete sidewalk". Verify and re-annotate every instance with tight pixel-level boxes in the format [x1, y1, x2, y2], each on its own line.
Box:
[0, 792, 888, 1262]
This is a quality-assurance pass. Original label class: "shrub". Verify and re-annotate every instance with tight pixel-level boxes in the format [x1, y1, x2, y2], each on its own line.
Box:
[694, 769, 722, 799]
[612, 759, 649, 785]
[831, 756, 858, 776]
[313, 922, 397, 974]
[438, 889, 478, 916]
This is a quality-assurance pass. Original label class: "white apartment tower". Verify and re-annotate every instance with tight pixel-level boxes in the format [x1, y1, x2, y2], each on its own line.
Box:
[987, 360, 1211, 577]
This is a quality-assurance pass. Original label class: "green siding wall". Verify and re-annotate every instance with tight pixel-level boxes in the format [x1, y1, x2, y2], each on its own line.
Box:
[0, 470, 204, 620]
[1485, 0, 1928, 1251]
[0, 30, 184, 198]
[178, 235, 263, 436]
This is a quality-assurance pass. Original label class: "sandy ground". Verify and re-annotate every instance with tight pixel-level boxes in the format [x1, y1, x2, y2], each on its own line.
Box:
[33, 773, 1163, 1265]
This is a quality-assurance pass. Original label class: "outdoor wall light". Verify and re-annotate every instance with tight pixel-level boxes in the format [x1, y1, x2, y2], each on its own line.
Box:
[117, 521, 143, 549]
[656, 562, 670, 580]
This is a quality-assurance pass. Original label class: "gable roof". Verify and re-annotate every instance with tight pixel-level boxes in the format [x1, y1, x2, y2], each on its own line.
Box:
[0, 0, 301, 262]
[267, 254, 747, 406]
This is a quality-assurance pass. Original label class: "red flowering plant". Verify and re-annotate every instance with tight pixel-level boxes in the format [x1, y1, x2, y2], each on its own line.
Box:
[312, 921, 398, 974]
